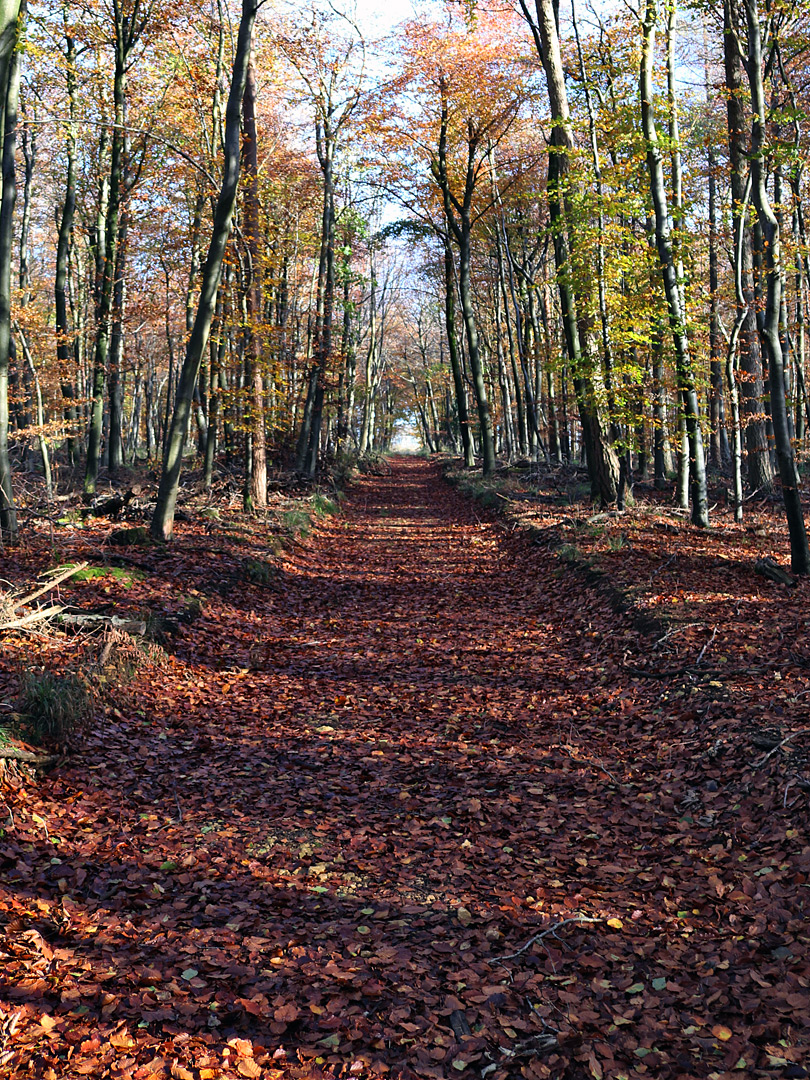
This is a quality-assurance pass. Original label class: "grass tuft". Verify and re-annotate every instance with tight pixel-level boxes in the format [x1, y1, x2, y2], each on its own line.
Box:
[282, 509, 312, 538]
[17, 670, 92, 747]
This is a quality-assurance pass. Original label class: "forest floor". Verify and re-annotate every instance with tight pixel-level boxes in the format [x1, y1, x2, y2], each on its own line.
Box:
[1, 456, 809, 1080]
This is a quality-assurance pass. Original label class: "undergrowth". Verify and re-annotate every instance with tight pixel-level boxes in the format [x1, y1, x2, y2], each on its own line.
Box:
[16, 669, 93, 747]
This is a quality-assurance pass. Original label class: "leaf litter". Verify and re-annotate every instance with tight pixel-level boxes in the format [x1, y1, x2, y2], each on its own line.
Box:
[0, 458, 809, 1079]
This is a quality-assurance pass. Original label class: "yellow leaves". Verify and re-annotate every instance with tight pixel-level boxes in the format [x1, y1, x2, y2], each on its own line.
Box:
[109, 1030, 135, 1050]
[712, 1025, 733, 1042]
[607, 917, 623, 930]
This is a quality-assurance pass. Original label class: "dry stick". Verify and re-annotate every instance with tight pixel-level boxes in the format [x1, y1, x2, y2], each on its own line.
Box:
[654, 621, 702, 647]
[649, 552, 677, 582]
[0, 747, 56, 764]
[10, 562, 88, 612]
[0, 605, 64, 631]
[694, 626, 717, 666]
[754, 729, 810, 769]
[493, 917, 600, 962]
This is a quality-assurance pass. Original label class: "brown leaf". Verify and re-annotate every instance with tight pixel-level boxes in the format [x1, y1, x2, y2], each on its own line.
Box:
[273, 1003, 301, 1023]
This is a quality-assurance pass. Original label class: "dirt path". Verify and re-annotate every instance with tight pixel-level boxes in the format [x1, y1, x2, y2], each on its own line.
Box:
[2, 458, 807, 1080]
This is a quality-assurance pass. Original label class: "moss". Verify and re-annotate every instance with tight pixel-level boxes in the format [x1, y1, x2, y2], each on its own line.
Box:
[71, 565, 145, 586]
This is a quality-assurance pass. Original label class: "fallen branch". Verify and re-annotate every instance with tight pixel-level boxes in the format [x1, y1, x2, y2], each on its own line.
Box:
[1, 605, 64, 631]
[754, 729, 810, 769]
[0, 746, 58, 766]
[694, 626, 717, 667]
[493, 916, 600, 962]
[7, 562, 88, 614]
[654, 622, 701, 647]
[58, 613, 147, 635]
[648, 552, 677, 582]
[754, 557, 797, 587]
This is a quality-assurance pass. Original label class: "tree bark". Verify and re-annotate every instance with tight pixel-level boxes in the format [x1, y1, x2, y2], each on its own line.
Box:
[54, 23, 78, 468]
[741, 0, 809, 572]
[723, 0, 773, 492]
[640, 0, 708, 526]
[443, 235, 475, 467]
[241, 58, 266, 508]
[0, 0, 22, 541]
[84, 2, 131, 496]
[151, 0, 258, 541]
[529, 0, 618, 504]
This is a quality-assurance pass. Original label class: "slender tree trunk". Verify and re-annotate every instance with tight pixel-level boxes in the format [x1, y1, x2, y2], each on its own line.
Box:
[54, 25, 78, 468]
[151, 0, 258, 541]
[724, 0, 773, 492]
[432, 87, 495, 475]
[0, 0, 22, 540]
[443, 235, 474, 466]
[84, 8, 128, 496]
[241, 59, 266, 508]
[107, 208, 128, 474]
[640, 0, 708, 526]
[531, 0, 618, 504]
[742, 0, 809, 572]
[457, 213, 496, 475]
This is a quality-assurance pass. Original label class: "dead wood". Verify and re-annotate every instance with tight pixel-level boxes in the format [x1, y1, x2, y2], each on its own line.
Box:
[58, 613, 147, 635]
[754, 556, 797, 587]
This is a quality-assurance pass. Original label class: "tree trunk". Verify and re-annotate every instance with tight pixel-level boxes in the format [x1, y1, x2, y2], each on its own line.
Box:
[151, 0, 258, 541]
[84, 7, 129, 497]
[54, 24, 78, 468]
[640, 0, 708, 526]
[531, 0, 618, 504]
[742, 0, 809, 572]
[241, 59, 266, 508]
[108, 207, 128, 475]
[443, 236, 474, 467]
[723, 0, 773, 493]
[0, 0, 22, 541]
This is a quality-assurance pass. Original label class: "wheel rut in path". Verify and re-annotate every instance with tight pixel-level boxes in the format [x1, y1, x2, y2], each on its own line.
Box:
[4, 457, 807, 1079]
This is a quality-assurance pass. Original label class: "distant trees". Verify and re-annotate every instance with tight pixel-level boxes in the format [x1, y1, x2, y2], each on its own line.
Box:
[0, 0, 808, 567]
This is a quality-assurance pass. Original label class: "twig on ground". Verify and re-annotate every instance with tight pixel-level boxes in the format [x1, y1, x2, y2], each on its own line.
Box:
[493, 916, 600, 962]
[649, 552, 677, 582]
[694, 626, 717, 667]
[172, 779, 183, 823]
[654, 622, 701, 647]
[754, 729, 810, 768]
[784, 780, 801, 809]
[0, 605, 64, 632]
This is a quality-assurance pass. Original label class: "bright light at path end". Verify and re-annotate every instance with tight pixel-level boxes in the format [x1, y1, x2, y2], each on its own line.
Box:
[392, 432, 421, 452]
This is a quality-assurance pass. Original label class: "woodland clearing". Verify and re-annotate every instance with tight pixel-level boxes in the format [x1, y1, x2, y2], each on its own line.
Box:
[0, 456, 809, 1080]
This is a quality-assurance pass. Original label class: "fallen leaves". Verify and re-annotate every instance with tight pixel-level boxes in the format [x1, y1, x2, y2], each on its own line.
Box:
[1, 460, 809, 1078]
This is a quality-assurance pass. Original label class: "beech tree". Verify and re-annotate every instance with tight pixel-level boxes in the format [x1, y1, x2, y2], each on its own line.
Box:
[150, 0, 259, 541]
[519, 0, 621, 505]
[640, 0, 708, 527]
[0, 0, 21, 541]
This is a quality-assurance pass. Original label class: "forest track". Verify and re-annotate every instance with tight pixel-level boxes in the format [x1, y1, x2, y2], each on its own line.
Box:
[1, 456, 808, 1080]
